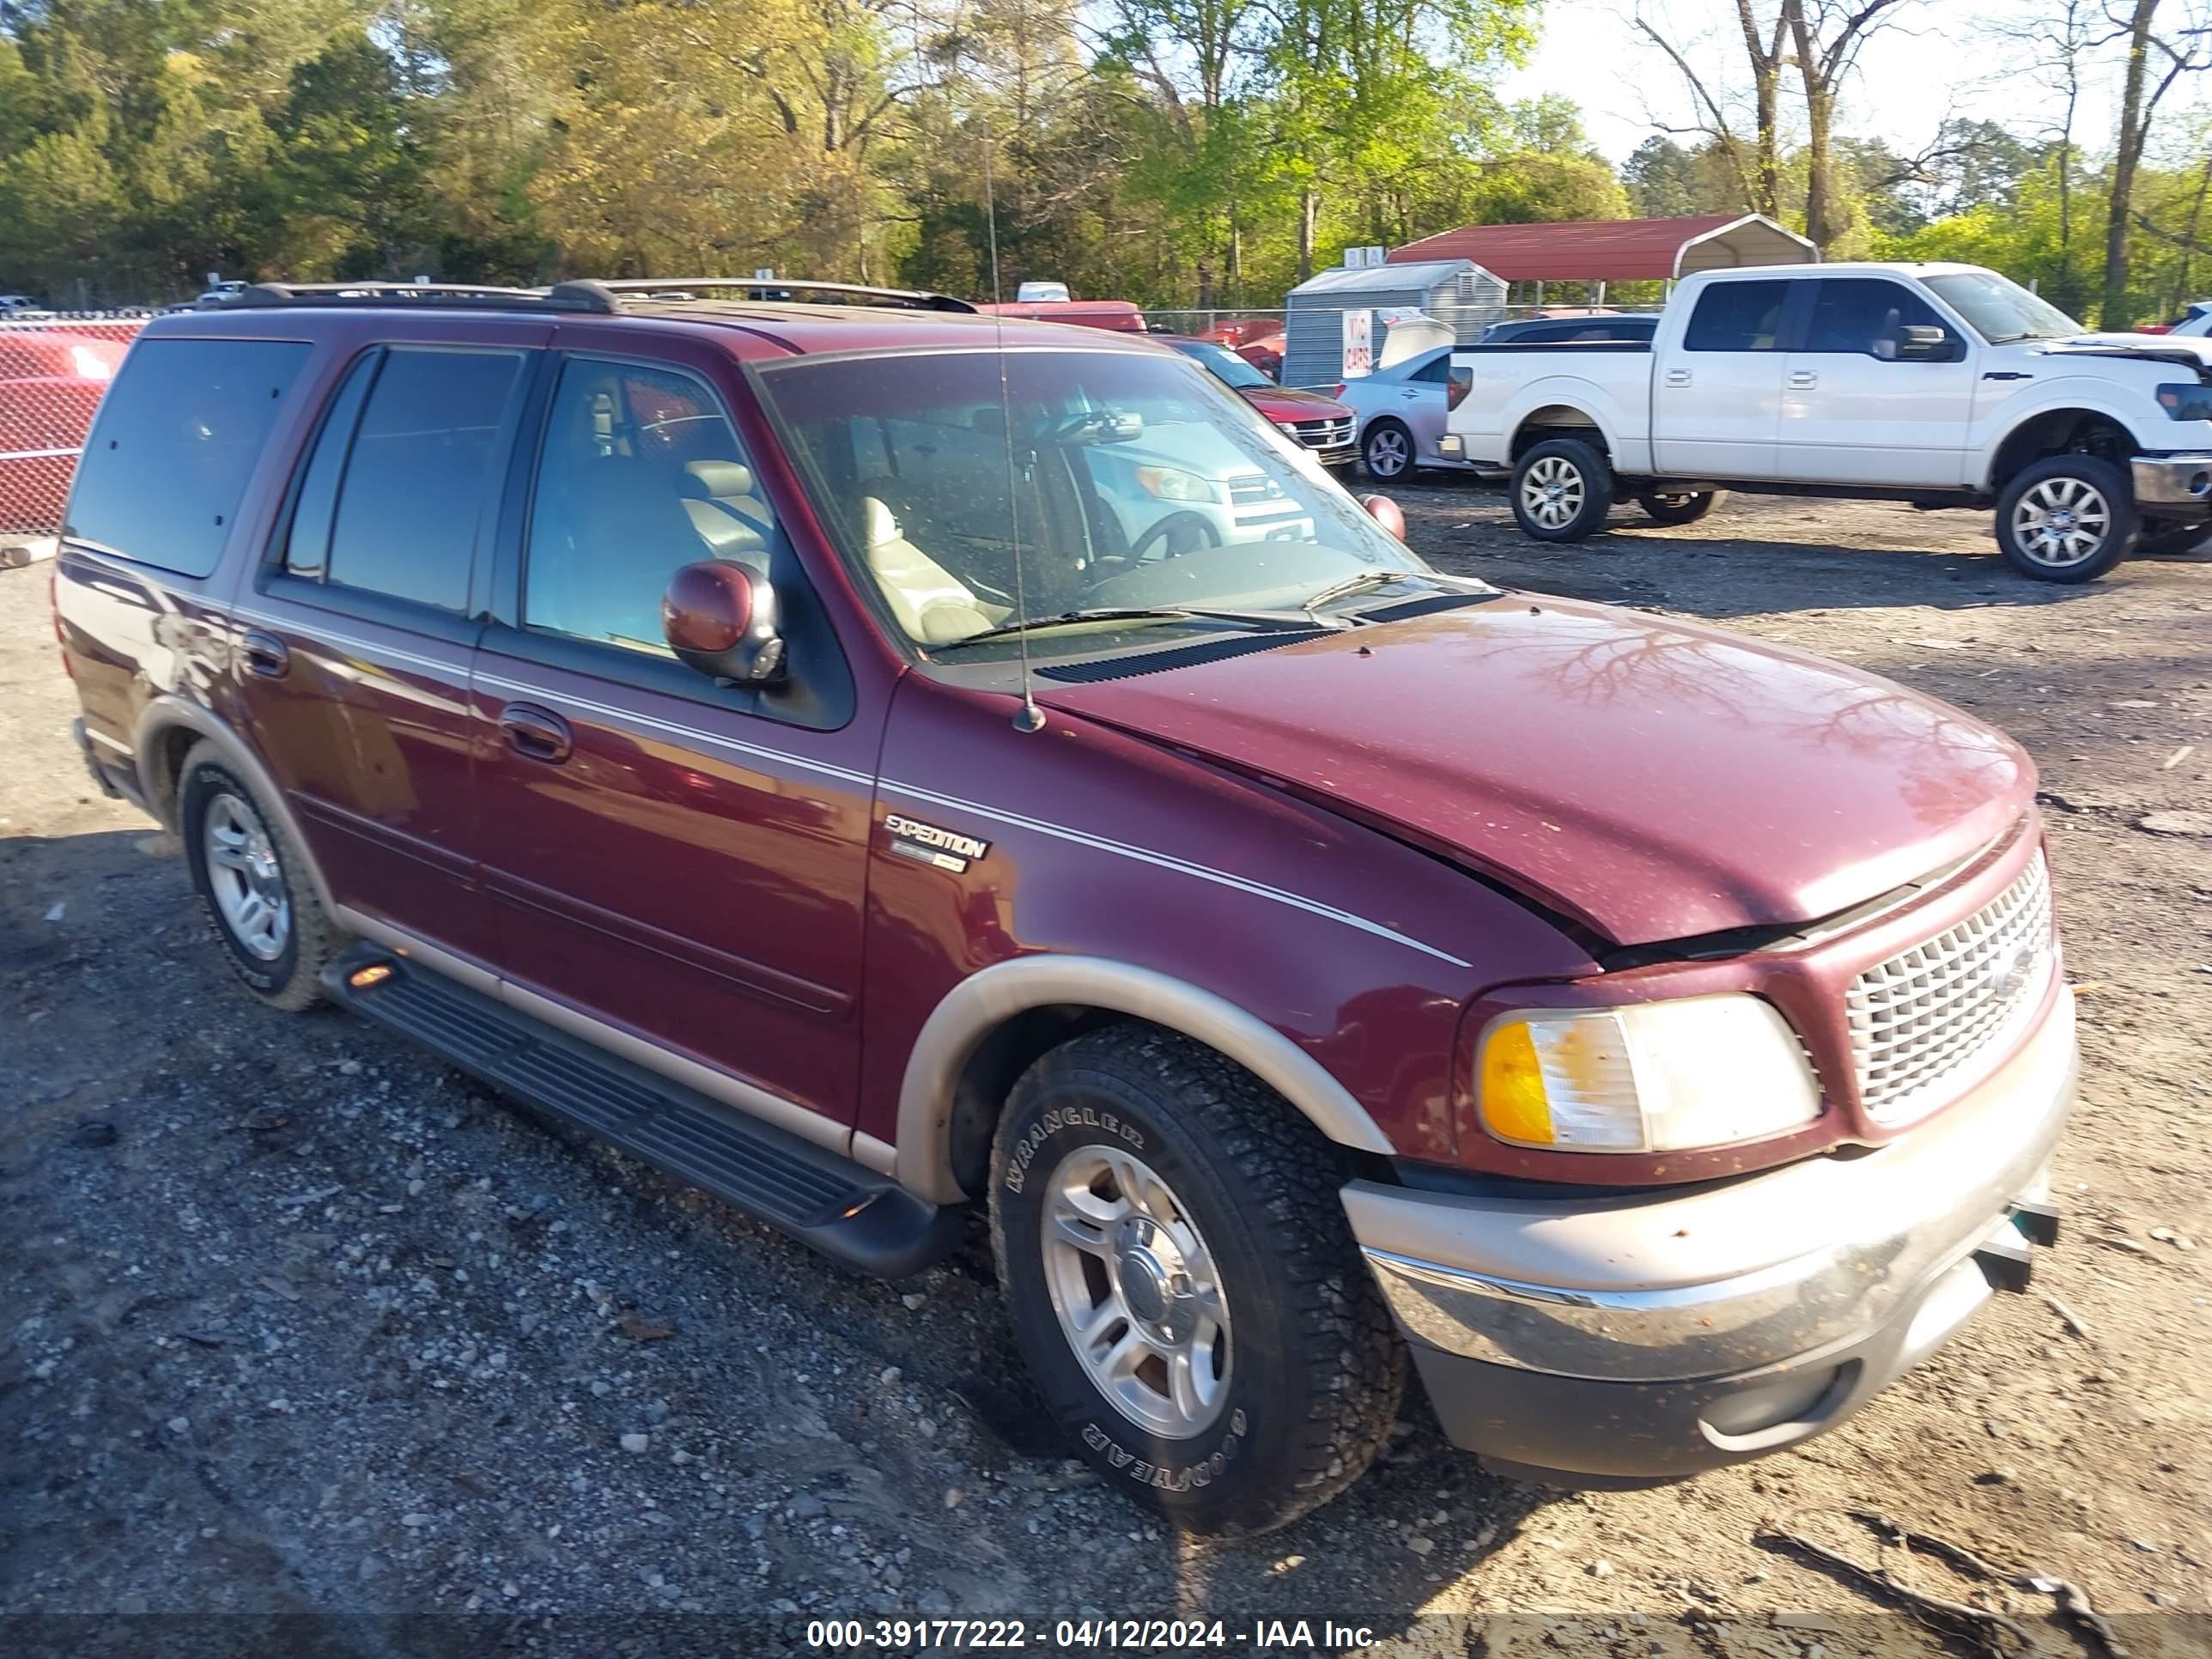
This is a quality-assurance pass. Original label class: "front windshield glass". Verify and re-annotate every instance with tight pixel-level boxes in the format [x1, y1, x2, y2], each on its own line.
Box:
[1171, 338, 1273, 389]
[1923, 272, 2082, 343]
[757, 346, 1443, 659]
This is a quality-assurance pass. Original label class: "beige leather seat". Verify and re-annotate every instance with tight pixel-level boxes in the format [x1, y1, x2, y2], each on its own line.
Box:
[680, 459, 773, 573]
[858, 496, 1006, 643]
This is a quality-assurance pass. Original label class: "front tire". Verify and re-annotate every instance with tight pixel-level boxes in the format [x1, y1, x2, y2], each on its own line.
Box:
[989, 1027, 1404, 1536]
[1361, 419, 1415, 483]
[1636, 489, 1724, 526]
[1510, 438, 1613, 542]
[1995, 455, 2137, 582]
[179, 744, 337, 1009]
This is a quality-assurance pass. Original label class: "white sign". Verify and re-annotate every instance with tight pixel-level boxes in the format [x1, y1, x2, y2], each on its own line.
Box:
[1340, 246, 1387, 269]
[754, 268, 775, 281]
[1341, 308, 1374, 378]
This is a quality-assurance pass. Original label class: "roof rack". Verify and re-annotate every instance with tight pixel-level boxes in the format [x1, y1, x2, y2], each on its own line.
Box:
[226, 282, 611, 313]
[550, 277, 977, 314]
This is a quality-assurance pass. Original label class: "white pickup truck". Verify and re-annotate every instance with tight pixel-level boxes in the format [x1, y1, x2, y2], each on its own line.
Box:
[1441, 260, 2212, 580]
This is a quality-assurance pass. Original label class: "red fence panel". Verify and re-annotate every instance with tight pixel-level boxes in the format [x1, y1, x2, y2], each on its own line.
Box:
[1, 319, 146, 539]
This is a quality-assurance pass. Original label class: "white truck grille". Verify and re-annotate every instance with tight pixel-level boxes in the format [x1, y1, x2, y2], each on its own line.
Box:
[1846, 853, 2055, 1123]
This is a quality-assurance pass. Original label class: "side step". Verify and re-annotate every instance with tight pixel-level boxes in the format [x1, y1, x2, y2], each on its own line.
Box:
[321, 943, 962, 1279]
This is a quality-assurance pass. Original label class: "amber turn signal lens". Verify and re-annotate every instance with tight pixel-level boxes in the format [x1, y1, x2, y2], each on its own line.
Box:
[349, 963, 393, 988]
[1478, 1020, 1556, 1146]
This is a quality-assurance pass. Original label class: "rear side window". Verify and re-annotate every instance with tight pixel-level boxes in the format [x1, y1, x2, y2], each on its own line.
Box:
[319, 347, 527, 611]
[1408, 354, 1451, 384]
[65, 337, 310, 577]
[1683, 281, 1790, 352]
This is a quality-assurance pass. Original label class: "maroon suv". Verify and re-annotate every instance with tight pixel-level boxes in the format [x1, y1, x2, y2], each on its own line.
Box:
[55, 278, 2074, 1535]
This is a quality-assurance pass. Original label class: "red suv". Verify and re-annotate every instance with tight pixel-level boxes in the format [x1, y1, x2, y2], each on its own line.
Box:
[55, 278, 2073, 1535]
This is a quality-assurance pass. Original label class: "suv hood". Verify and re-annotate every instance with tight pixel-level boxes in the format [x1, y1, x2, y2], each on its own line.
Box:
[1038, 598, 2033, 947]
[1241, 385, 1352, 421]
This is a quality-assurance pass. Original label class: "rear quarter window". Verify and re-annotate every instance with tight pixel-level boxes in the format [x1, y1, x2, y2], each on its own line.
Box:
[64, 337, 311, 578]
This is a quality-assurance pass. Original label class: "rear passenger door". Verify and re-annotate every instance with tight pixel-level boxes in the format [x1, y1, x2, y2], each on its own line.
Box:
[236, 327, 547, 968]
[469, 335, 878, 1134]
[1651, 278, 1794, 479]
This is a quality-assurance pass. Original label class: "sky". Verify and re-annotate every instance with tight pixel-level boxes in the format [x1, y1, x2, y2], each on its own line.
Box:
[1498, 0, 2200, 168]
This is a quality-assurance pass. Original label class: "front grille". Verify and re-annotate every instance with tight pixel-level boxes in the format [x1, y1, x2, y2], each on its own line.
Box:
[1228, 476, 1284, 505]
[1846, 853, 2055, 1123]
[1295, 416, 1354, 450]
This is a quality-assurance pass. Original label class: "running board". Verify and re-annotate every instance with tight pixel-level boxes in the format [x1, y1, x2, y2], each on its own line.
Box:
[320, 943, 961, 1279]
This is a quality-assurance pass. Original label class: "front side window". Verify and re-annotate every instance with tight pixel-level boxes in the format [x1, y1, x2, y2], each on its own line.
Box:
[1683, 281, 1790, 352]
[66, 337, 311, 577]
[322, 347, 527, 611]
[758, 346, 1441, 658]
[1803, 279, 1948, 358]
[523, 359, 770, 654]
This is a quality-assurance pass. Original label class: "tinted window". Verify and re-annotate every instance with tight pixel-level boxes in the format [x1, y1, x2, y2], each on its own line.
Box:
[279, 351, 380, 580]
[65, 337, 310, 577]
[325, 348, 526, 611]
[1408, 353, 1451, 384]
[1804, 279, 1946, 357]
[524, 359, 769, 654]
[1683, 281, 1790, 352]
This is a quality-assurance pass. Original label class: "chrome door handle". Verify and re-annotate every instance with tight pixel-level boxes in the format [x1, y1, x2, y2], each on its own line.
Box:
[240, 629, 289, 679]
[1662, 368, 1691, 387]
[499, 702, 574, 763]
[1787, 370, 1819, 389]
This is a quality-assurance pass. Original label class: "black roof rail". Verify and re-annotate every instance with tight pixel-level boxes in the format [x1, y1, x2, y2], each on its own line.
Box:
[562, 277, 977, 314]
[227, 282, 615, 314]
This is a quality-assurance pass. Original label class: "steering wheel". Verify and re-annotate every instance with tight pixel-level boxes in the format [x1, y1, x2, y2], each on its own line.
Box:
[1127, 510, 1223, 563]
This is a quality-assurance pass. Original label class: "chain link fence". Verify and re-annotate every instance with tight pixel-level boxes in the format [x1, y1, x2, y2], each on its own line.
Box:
[1, 318, 145, 553]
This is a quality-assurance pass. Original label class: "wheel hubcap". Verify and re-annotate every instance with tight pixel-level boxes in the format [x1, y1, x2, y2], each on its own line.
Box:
[1522, 456, 1585, 528]
[1042, 1145, 1231, 1439]
[204, 792, 289, 960]
[2013, 477, 2110, 567]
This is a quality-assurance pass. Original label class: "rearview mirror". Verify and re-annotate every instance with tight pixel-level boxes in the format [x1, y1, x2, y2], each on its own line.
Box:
[1895, 325, 1956, 362]
[663, 561, 786, 684]
[1360, 494, 1407, 540]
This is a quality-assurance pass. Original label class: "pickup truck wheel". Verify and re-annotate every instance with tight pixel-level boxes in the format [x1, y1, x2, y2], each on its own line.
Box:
[2136, 518, 2212, 556]
[1996, 455, 2137, 582]
[1361, 420, 1415, 482]
[179, 743, 337, 1010]
[1636, 489, 1724, 526]
[1510, 439, 1613, 542]
[988, 1026, 1404, 1536]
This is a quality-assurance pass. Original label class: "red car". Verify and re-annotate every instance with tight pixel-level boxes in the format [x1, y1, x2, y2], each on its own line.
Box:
[1164, 336, 1355, 468]
[0, 329, 128, 534]
[55, 278, 2073, 1534]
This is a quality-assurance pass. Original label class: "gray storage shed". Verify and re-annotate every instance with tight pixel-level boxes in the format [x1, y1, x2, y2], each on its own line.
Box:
[1281, 258, 1506, 388]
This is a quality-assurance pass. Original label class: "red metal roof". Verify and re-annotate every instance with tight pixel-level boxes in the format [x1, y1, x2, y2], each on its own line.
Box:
[1388, 216, 1749, 282]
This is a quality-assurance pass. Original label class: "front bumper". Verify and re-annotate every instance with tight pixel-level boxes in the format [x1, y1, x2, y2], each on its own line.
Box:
[1342, 989, 2077, 1486]
[1308, 443, 1358, 470]
[2132, 453, 2212, 514]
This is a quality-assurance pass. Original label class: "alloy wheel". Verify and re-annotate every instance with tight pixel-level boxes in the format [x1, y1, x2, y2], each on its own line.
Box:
[2010, 476, 2112, 568]
[1520, 454, 1585, 530]
[203, 791, 290, 961]
[1041, 1144, 1232, 1439]
[1365, 428, 1408, 478]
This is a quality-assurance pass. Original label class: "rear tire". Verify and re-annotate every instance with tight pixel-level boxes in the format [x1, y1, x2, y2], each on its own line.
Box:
[1361, 419, 1416, 483]
[1995, 454, 2137, 582]
[179, 744, 337, 1010]
[1636, 489, 1724, 526]
[988, 1026, 1404, 1536]
[1510, 438, 1613, 542]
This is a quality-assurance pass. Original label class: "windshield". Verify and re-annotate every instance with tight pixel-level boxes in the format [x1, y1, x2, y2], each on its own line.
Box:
[1170, 338, 1273, 389]
[757, 346, 1437, 659]
[1923, 272, 2082, 343]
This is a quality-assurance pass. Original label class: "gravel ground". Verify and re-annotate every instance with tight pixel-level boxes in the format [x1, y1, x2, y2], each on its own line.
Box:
[3, 488, 2210, 1657]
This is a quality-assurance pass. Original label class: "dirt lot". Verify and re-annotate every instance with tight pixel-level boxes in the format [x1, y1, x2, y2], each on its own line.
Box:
[3, 489, 2210, 1657]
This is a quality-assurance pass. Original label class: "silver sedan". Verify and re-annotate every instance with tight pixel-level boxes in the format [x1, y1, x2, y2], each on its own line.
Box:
[1334, 348, 1480, 482]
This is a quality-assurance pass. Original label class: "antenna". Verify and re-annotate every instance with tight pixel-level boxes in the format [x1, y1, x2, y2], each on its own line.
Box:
[982, 117, 1046, 735]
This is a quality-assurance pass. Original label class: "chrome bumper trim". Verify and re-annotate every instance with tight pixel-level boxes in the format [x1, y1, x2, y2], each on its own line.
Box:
[2132, 453, 2212, 507]
[1345, 991, 2076, 1382]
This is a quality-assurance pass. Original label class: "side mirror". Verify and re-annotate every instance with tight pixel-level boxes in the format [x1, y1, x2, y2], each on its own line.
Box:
[1895, 325, 1956, 362]
[663, 561, 786, 684]
[1360, 493, 1407, 540]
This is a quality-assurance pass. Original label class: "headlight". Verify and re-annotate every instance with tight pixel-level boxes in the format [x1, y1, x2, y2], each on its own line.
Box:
[1476, 994, 1820, 1153]
[1274, 421, 1302, 436]
[1133, 465, 1220, 503]
[2155, 382, 2212, 422]
[68, 344, 113, 381]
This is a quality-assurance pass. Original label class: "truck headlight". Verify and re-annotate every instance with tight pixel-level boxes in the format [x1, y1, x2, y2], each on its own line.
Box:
[1133, 465, 1221, 503]
[1477, 995, 1820, 1153]
[2155, 382, 2212, 422]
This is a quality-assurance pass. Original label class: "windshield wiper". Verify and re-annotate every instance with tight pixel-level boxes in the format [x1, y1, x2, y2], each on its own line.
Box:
[931, 605, 1341, 653]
